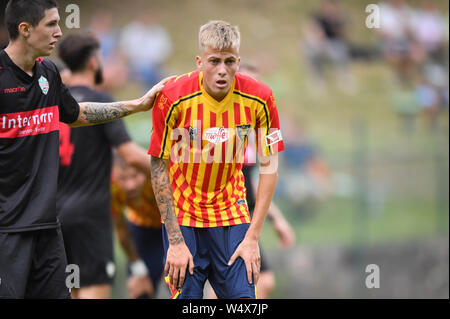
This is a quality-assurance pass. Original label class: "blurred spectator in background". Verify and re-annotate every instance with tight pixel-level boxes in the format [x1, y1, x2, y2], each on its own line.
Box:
[280, 112, 332, 208]
[300, 0, 356, 95]
[377, 0, 421, 84]
[119, 11, 172, 91]
[378, 0, 449, 132]
[411, 0, 449, 131]
[412, 0, 447, 66]
[89, 10, 129, 93]
[391, 82, 421, 134]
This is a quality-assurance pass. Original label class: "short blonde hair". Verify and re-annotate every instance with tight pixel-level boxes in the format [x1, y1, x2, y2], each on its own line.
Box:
[198, 20, 240, 52]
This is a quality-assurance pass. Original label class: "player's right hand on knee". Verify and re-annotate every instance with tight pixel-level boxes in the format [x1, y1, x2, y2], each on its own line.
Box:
[165, 242, 194, 290]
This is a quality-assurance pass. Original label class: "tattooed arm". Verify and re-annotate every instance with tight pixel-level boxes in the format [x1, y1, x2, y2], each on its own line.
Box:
[73, 101, 131, 127]
[69, 76, 171, 127]
[150, 156, 194, 290]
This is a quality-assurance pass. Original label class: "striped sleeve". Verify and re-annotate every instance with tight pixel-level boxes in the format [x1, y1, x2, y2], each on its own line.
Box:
[148, 92, 179, 160]
[255, 91, 285, 156]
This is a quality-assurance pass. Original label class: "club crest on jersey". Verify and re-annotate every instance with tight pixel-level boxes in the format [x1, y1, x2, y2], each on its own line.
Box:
[189, 126, 198, 141]
[204, 127, 229, 144]
[38, 76, 49, 95]
[236, 124, 251, 141]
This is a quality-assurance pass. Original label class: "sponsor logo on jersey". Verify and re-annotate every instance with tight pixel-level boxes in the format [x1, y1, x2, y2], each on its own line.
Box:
[203, 127, 229, 144]
[38, 76, 49, 95]
[0, 105, 59, 138]
[265, 129, 283, 146]
[3, 86, 26, 94]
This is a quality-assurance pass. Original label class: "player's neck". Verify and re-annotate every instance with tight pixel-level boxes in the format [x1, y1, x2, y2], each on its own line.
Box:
[4, 41, 37, 76]
[69, 71, 96, 88]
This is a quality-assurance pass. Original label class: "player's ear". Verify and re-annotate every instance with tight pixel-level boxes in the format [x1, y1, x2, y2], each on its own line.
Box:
[18, 22, 32, 38]
[89, 55, 99, 71]
[195, 56, 202, 69]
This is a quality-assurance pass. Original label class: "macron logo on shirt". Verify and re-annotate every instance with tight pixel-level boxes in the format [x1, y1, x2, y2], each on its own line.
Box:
[0, 105, 59, 138]
[4, 86, 26, 94]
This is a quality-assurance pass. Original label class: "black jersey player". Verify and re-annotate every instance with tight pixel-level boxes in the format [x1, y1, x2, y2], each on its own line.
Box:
[0, 0, 168, 299]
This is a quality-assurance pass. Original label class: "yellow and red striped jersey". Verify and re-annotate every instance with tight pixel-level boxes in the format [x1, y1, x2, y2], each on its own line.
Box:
[149, 70, 284, 228]
[110, 178, 162, 228]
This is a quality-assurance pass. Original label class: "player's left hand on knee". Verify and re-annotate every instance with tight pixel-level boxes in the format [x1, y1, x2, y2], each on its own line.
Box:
[228, 238, 261, 284]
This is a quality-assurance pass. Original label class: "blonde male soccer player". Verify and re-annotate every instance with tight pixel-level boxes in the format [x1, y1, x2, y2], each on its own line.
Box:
[149, 20, 284, 299]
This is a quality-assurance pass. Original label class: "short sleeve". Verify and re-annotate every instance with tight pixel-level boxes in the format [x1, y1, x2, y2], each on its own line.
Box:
[58, 79, 80, 124]
[255, 92, 285, 156]
[148, 92, 179, 159]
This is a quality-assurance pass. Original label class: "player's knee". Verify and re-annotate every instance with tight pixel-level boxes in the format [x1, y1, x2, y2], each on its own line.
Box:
[77, 284, 111, 299]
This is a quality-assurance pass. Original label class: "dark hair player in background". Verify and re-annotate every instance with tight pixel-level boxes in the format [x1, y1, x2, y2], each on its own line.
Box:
[0, 0, 167, 299]
[57, 32, 153, 299]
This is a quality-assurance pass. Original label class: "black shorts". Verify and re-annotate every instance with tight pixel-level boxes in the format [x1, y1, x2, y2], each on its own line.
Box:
[0, 227, 71, 299]
[61, 222, 115, 287]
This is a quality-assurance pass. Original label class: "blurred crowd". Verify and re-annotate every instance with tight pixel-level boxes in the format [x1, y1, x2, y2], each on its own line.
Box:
[19, 9, 173, 94]
[377, 0, 449, 132]
[300, 0, 449, 132]
[86, 10, 173, 94]
[300, 0, 358, 95]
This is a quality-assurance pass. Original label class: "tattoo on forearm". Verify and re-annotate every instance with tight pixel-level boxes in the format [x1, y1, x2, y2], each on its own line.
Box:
[81, 102, 130, 124]
[150, 156, 184, 245]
